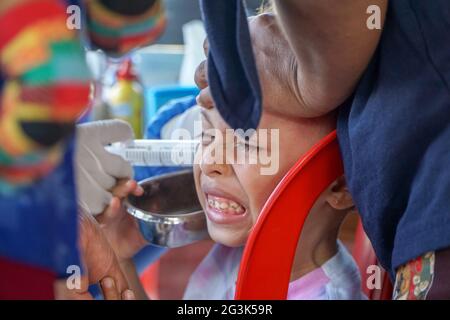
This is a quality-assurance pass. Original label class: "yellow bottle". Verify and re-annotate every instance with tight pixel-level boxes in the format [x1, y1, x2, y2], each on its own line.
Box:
[108, 59, 144, 138]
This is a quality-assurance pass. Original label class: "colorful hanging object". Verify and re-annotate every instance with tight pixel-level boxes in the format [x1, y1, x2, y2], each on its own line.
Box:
[0, 0, 91, 192]
[0, 0, 166, 299]
[84, 0, 166, 56]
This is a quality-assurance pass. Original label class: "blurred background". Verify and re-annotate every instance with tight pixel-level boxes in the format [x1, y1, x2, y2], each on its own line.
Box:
[86, 0, 266, 130]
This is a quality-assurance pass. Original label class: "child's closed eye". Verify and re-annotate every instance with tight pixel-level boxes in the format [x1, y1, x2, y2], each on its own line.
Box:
[236, 139, 260, 152]
[201, 132, 215, 146]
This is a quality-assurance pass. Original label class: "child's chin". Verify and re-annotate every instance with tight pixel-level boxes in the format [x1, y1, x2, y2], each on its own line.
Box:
[208, 227, 247, 247]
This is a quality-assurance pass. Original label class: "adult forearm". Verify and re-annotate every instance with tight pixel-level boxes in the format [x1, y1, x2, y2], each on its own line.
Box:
[272, 0, 387, 116]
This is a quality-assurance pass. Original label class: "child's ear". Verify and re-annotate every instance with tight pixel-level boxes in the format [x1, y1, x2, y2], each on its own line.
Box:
[325, 175, 354, 211]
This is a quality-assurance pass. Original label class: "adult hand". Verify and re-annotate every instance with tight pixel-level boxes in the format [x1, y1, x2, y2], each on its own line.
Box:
[96, 179, 147, 262]
[54, 209, 135, 300]
[194, 14, 307, 119]
[75, 119, 141, 215]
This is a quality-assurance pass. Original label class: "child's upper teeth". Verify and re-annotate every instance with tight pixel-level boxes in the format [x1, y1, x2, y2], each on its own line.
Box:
[219, 202, 229, 209]
[208, 195, 245, 213]
[229, 202, 238, 209]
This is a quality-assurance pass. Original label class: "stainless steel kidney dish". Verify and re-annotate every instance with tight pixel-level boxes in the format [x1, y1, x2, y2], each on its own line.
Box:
[125, 170, 209, 248]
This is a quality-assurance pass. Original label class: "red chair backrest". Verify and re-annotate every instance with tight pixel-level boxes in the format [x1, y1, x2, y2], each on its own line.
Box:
[352, 221, 393, 300]
[235, 131, 343, 299]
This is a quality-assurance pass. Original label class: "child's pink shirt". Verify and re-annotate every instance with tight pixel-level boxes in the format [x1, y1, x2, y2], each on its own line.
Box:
[183, 241, 367, 300]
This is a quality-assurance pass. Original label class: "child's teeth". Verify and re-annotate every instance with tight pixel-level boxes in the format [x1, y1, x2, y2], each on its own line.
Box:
[220, 202, 229, 209]
[208, 195, 245, 214]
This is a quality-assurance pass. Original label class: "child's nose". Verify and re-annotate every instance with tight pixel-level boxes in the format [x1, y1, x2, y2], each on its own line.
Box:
[199, 144, 232, 177]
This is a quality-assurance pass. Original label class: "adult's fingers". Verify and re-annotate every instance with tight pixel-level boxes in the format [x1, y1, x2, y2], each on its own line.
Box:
[196, 87, 214, 109]
[193, 36, 209, 90]
[54, 277, 93, 300]
[96, 196, 123, 224]
[78, 209, 131, 295]
[77, 171, 113, 215]
[96, 119, 134, 145]
[122, 289, 136, 300]
[111, 179, 143, 199]
[97, 180, 143, 223]
[100, 147, 134, 179]
[101, 277, 120, 300]
[78, 155, 116, 191]
[194, 60, 208, 89]
[105, 256, 131, 295]
[77, 119, 133, 145]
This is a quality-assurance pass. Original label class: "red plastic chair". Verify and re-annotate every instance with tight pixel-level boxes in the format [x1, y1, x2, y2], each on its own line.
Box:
[235, 130, 393, 299]
[235, 130, 343, 299]
[141, 130, 343, 300]
[141, 130, 393, 300]
[352, 220, 393, 300]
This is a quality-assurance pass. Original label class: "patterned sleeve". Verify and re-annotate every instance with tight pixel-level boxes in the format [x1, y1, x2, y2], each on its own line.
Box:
[0, 0, 91, 191]
[83, 0, 166, 56]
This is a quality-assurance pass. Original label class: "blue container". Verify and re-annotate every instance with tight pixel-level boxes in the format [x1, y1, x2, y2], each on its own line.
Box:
[143, 85, 199, 126]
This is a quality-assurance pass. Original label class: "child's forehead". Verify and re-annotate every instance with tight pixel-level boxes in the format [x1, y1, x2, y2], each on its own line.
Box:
[201, 106, 302, 132]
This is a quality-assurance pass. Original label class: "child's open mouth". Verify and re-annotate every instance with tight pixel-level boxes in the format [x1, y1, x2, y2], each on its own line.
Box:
[207, 194, 246, 215]
[204, 193, 248, 225]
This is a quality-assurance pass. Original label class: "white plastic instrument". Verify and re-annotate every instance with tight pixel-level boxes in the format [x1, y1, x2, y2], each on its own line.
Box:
[106, 139, 200, 167]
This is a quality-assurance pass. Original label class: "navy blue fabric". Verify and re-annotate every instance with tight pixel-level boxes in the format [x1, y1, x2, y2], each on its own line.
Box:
[200, 0, 450, 277]
[338, 0, 450, 276]
[199, 0, 262, 132]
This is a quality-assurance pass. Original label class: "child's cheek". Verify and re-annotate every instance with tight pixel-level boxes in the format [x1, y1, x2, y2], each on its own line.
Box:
[193, 163, 206, 211]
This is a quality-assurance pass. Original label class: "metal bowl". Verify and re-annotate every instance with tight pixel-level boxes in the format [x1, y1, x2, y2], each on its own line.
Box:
[125, 170, 209, 248]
